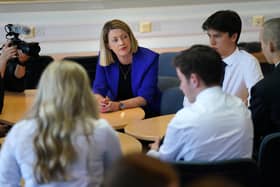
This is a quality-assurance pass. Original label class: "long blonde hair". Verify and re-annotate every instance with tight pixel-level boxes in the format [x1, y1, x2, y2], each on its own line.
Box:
[99, 19, 138, 66]
[27, 60, 99, 183]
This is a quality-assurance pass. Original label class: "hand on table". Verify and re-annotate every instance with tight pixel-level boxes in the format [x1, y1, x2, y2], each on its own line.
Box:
[149, 137, 161, 151]
[99, 97, 120, 113]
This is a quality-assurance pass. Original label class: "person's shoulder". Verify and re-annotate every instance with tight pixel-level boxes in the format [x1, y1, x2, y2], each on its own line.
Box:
[11, 119, 36, 131]
[137, 47, 159, 57]
[225, 93, 246, 106]
[94, 118, 115, 132]
[169, 107, 198, 129]
[5, 119, 37, 142]
[238, 49, 259, 63]
[92, 119, 118, 142]
[253, 70, 279, 92]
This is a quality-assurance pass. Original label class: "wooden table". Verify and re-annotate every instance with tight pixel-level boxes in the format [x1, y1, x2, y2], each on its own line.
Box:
[124, 114, 175, 141]
[0, 90, 145, 129]
[100, 108, 145, 130]
[0, 133, 142, 155]
[0, 137, 4, 145]
[0, 90, 35, 125]
[117, 132, 142, 155]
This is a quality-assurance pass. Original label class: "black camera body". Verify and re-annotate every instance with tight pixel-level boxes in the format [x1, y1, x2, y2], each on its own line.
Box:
[5, 24, 41, 57]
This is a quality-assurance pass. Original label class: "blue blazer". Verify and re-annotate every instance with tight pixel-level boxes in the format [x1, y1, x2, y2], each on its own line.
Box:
[93, 47, 161, 115]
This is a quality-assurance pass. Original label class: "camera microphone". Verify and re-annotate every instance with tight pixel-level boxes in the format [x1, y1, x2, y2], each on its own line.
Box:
[3, 24, 40, 57]
[6, 24, 31, 35]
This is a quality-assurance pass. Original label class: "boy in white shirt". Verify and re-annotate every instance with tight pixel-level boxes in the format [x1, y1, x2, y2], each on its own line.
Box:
[148, 45, 253, 161]
[183, 10, 263, 107]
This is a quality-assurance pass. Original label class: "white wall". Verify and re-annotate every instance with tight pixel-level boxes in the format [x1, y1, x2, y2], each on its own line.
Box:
[0, 0, 279, 55]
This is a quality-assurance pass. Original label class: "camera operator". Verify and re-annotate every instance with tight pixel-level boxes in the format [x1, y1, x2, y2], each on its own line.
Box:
[0, 41, 28, 130]
[0, 41, 28, 92]
[0, 24, 41, 115]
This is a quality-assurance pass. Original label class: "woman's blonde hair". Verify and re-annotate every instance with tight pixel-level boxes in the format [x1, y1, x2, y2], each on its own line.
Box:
[27, 60, 99, 183]
[99, 19, 138, 66]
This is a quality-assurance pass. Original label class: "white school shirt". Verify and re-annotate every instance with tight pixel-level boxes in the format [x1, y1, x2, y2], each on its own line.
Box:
[0, 118, 122, 187]
[148, 86, 253, 162]
[222, 48, 263, 104]
[183, 48, 263, 107]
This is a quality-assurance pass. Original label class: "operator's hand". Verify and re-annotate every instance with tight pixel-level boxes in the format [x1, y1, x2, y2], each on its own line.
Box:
[0, 42, 17, 61]
[17, 49, 30, 64]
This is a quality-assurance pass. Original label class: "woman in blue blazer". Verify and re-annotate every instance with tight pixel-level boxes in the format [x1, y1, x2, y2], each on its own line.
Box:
[93, 19, 160, 117]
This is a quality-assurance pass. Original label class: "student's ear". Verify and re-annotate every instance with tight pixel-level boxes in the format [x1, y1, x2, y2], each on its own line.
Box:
[190, 73, 200, 88]
[268, 41, 276, 53]
[231, 33, 238, 43]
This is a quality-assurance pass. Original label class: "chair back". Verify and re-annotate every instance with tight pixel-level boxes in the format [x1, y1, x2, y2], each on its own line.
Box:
[63, 55, 98, 87]
[258, 132, 280, 187]
[158, 76, 179, 92]
[238, 42, 261, 53]
[160, 86, 184, 115]
[159, 52, 178, 77]
[25, 55, 54, 89]
[171, 159, 261, 187]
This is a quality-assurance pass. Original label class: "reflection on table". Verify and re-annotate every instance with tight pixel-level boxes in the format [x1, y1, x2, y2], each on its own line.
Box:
[100, 108, 145, 129]
[124, 114, 175, 141]
[0, 90, 145, 129]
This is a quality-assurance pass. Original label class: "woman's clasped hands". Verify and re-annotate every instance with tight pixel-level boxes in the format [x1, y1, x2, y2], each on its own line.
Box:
[99, 97, 120, 113]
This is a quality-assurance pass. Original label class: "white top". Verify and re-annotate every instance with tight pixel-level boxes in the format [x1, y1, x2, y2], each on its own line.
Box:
[222, 48, 263, 103]
[0, 118, 122, 187]
[183, 48, 263, 107]
[148, 87, 253, 162]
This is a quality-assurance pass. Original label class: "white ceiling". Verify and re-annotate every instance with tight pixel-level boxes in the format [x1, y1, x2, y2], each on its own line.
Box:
[99, 0, 272, 9]
[0, 0, 274, 12]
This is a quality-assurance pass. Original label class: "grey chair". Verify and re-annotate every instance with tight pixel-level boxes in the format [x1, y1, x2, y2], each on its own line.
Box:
[258, 132, 280, 187]
[238, 41, 262, 53]
[158, 52, 178, 77]
[158, 76, 179, 92]
[171, 159, 261, 187]
[160, 86, 184, 115]
[158, 51, 182, 115]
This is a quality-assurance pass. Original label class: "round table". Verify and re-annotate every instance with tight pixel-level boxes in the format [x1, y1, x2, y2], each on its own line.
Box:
[0, 90, 145, 129]
[117, 132, 142, 155]
[100, 108, 145, 129]
[0, 133, 142, 155]
[124, 114, 175, 141]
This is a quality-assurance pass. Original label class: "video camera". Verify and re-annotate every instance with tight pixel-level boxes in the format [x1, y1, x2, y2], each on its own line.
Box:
[2, 24, 41, 57]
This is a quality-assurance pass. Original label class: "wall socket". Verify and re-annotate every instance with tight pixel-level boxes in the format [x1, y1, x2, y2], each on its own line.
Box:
[252, 15, 264, 27]
[23, 26, 35, 39]
[139, 21, 152, 33]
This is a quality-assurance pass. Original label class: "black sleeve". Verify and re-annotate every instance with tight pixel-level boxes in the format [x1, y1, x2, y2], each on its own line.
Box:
[0, 76, 4, 113]
[4, 59, 25, 92]
[249, 84, 271, 144]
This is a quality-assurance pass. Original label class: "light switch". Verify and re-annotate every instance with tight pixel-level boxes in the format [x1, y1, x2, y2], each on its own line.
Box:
[252, 16, 264, 27]
[23, 26, 36, 38]
[139, 21, 152, 33]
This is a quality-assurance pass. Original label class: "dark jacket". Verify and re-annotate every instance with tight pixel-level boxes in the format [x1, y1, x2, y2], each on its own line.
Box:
[250, 64, 280, 145]
[4, 58, 25, 92]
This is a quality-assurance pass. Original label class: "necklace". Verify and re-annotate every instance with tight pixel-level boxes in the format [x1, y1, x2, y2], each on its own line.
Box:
[119, 64, 131, 80]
